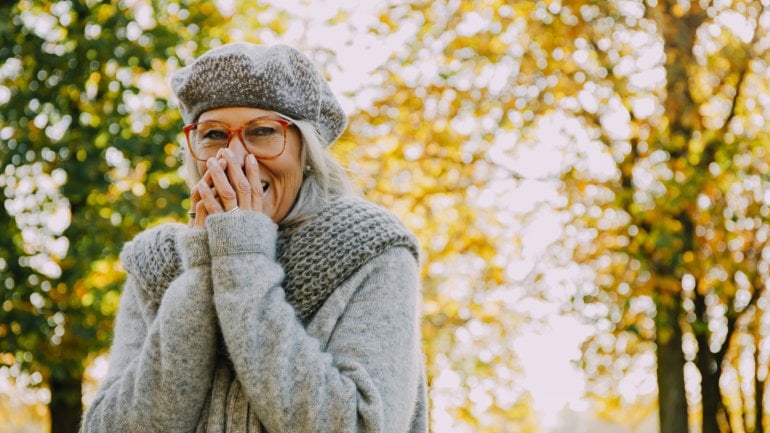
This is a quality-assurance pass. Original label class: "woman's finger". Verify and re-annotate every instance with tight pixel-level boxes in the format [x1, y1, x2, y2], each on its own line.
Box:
[193, 200, 208, 229]
[197, 175, 224, 215]
[222, 149, 252, 211]
[207, 157, 238, 212]
[190, 160, 224, 203]
[245, 154, 263, 213]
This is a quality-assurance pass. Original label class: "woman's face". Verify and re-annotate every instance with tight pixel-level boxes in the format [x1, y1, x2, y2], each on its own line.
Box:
[196, 106, 303, 223]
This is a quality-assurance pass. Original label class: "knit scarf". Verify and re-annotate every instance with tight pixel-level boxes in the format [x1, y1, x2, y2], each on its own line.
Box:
[121, 196, 419, 322]
[277, 196, 419, 322]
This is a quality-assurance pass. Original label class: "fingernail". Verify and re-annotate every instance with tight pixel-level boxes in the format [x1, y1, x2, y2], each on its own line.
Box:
[207, 157, 216, 166]
[248, 154, 257, 165]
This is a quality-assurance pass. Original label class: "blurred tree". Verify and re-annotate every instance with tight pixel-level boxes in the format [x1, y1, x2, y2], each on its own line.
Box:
[0, 1, 239, 432]
[492, 1, 770, 433]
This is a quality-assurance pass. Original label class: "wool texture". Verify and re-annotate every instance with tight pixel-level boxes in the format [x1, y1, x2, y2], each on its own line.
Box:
[277, 197, 419, 323]
[81, 196, 428, 433]
[171, 43, 348, 146]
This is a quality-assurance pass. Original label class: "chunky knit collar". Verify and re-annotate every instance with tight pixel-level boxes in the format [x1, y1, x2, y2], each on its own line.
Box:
[119, 196, 419, 322]
[277, 196, 419, 322]
[119, 222, 185, 306]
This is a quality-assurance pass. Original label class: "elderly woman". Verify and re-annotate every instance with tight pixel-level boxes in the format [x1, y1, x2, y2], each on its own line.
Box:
[81, 43, 427, 433]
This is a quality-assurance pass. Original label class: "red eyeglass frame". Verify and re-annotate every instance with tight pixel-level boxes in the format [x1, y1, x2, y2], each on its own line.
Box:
[182, 118, 292, 161]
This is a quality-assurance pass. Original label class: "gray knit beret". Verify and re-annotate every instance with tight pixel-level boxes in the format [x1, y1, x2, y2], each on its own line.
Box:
[171, 43, 347, 146]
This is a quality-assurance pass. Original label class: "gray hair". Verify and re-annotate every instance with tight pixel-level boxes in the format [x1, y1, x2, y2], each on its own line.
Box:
[180, 112, 354, 228]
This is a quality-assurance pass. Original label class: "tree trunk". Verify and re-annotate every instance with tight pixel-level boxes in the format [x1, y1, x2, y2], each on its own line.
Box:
[49, 374, 83, 433]
[756, 325, 765, 433]
[757, 374, 765, 433]
[656, 297, 689, 433]
[699, 354, 721, 433]
[694, 291, 722, 433]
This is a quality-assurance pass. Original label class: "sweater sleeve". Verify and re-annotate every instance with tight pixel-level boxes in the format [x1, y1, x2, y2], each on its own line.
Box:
[206, 212, 422, 433]
[81, 229, 218, 433]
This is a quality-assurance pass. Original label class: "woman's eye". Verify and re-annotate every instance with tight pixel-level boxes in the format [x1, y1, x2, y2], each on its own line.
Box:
[248, 126, 278, 137]
[202, 129, 228, 140]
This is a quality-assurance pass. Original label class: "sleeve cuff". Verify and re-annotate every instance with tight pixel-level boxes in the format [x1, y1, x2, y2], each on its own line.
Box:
[206, 211, 277, 258]
[177, 228, 210, 268]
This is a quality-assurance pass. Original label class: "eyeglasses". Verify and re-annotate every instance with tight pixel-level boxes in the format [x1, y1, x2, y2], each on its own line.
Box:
[183, 118, 292, 161]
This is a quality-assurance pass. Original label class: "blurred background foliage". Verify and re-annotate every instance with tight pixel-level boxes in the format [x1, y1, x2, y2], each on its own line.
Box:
[4, 0, 770, 433]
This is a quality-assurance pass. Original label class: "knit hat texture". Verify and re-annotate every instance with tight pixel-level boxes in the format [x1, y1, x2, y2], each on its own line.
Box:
[171, 43, 347, 146]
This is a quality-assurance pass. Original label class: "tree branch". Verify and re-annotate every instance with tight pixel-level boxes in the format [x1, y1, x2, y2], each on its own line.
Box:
[720, 2, 765, 134]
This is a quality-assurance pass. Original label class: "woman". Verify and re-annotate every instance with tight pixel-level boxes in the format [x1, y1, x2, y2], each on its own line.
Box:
[81, 43, 427, 433]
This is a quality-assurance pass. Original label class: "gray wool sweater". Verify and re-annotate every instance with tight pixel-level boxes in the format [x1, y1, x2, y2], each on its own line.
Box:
[80, 197, 427, 433]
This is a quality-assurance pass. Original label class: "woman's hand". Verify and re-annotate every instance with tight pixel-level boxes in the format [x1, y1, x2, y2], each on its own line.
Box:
[188, 163, 220, 229]
[189, 150, 264, 229]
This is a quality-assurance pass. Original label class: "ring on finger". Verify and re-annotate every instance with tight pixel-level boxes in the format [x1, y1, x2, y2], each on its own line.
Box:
[228, 206, 240, 213]
[189, 211, 197, 219]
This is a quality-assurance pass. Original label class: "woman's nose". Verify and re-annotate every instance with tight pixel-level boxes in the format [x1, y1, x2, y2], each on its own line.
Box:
[227, 134, 249, 164]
